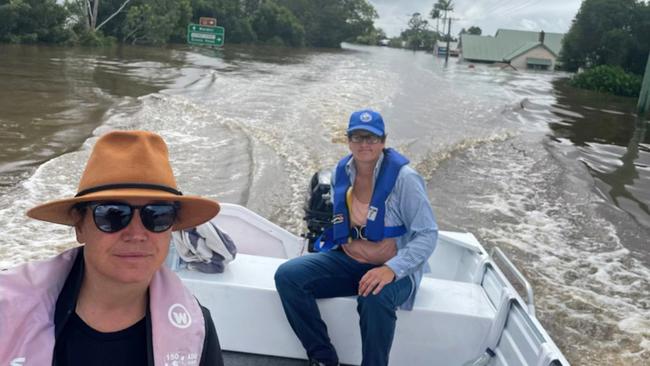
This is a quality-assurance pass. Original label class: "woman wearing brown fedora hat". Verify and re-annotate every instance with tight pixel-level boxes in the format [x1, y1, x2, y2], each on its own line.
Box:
[0, 131, 223, 366]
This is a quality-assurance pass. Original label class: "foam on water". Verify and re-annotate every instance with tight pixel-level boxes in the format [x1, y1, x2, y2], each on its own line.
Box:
[0, 150, 87, 268]
[438, 135, 650, 365]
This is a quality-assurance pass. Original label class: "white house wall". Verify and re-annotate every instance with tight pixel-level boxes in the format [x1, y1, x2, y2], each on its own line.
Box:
[510, 46, 556, 70]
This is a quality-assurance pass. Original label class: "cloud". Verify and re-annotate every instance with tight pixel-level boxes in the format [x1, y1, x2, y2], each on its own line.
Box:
[369, 0, 582, 37]
[519, 18, 540, 31]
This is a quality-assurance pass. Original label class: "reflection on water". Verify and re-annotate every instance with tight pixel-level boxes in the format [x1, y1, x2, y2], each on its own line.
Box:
[0, 44, 188, 190]
[549, 80, 650, 229]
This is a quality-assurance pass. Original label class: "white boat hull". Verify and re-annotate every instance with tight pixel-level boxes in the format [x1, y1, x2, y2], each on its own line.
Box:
[173, 203, 570, 366]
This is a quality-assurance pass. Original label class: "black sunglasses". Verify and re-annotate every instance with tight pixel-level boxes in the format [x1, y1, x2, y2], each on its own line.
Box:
[78, 202, 179, 233]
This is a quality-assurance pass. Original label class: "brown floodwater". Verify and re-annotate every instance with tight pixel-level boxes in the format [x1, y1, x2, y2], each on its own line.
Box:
[0, 43, 648, 365]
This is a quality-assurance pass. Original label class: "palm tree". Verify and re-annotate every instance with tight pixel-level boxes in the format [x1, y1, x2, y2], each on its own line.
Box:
[434, 0, 455, 35]
[430, 6, 441, 36]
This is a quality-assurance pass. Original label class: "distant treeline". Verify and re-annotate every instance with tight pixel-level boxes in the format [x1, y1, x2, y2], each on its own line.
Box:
[0, 0, 378, 48]
[561, 0, 650, 97]
[561, 0, 650, 75]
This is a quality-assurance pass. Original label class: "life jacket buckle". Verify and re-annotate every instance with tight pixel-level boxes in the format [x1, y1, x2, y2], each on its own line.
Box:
[350, 225, 367, 240]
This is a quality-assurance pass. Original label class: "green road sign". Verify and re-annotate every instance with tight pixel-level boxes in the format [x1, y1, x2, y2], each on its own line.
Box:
[187, 24, 225, 47]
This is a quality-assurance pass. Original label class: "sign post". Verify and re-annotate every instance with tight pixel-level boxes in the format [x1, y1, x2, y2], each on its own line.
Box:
[199, 17, 217, 27]
[187, 23, 225, 47]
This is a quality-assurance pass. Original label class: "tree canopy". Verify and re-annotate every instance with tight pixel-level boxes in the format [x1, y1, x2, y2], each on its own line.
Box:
[251, 1, 304, 47]
[467, 26, 481, 35]
[430, 0, 454, 36]
[0, 0, 378, 48]
[401, 12, 437, 51]
[459, 26, 481, 36]
[0, 0, 71, 43]
[560, 0, 650, 74]
[275, 0, 377, 48]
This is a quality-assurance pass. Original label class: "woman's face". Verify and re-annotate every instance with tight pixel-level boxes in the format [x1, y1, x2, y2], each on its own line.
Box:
[75, 198, 174, 287]
[348, 131, 385, 165]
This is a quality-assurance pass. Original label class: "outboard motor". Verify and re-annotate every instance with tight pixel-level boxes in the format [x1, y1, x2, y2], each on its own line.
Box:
[303, 169, 333, 252]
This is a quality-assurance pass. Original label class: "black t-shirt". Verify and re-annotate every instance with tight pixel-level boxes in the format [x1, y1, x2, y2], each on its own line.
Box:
[52, 251, 224, 366]
[54, 312, 147, 366]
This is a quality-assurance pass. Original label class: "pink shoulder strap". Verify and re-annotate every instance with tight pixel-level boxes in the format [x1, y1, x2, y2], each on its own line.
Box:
[0, 248, 77, 366]
[150, 265, 206, 365]
[0, 247, 206, 365]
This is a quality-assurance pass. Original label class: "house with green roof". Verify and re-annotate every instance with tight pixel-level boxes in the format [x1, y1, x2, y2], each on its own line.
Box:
[459, 29, 565, 71]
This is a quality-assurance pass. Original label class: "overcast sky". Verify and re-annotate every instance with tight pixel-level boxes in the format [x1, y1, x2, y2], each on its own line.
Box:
[368, 0, 583, 37]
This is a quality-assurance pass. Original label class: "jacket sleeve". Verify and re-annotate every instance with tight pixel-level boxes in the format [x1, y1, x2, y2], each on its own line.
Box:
[199, 305, 224, 366]
[384, 168, 438, 280]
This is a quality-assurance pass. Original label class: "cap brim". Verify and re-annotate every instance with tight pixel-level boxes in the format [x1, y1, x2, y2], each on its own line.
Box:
[27, 188, 220, 230]
[347, 125, 384, 136]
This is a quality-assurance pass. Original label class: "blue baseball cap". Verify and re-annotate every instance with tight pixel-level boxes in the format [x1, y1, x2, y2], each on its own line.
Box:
[347, 109, 385, 137]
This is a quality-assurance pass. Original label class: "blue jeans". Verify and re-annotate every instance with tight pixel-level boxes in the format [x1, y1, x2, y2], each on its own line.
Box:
[274, 251, 413, 366]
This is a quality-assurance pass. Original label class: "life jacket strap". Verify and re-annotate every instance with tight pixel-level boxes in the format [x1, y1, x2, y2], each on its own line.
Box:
[384, 225, 407, 238]
[312, 227, 336, 252]
[349, 225, 406, 240]
[313, 225, 406, 252]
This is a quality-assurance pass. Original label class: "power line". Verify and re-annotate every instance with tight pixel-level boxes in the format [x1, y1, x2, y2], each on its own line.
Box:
[449, 0, 538, 32]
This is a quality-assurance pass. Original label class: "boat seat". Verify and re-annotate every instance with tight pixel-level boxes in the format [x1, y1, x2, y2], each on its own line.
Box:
[179, 253, 496, 366]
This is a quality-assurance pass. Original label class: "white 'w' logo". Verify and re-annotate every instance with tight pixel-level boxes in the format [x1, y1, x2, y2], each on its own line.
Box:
[168, 303, 192, 329]
[173, 311, 189, 325]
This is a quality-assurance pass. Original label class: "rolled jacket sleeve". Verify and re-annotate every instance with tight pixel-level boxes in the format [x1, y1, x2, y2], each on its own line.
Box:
[385, 167, 438, 281]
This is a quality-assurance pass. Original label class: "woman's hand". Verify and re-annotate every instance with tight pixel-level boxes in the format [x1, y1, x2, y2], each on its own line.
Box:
[358, 265, 396, 296]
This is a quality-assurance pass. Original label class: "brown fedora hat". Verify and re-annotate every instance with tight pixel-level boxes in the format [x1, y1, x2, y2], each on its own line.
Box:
[27, 130, 220, 230]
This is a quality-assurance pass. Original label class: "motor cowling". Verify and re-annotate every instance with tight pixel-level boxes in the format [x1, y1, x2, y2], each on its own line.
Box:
[303, 169, 333, 252]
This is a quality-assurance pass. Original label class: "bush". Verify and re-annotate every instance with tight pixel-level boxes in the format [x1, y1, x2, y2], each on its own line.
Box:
[570, 65, 642, 97]
[78, 31, 116, 47]
[263, 36, 285, 47]
[387, 37, 403, 48]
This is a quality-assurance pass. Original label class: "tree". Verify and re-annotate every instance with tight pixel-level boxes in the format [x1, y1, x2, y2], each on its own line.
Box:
[242, 0, 262, 14]
[402, 12, 435, 50]
[251, 1, 305, 47]
[629, 0, 650, 74]
[436, 0, 454, 17]
[80, 0, 133, 32]
[408, 12, 429, 33]
[354, 26, 386, 45]
[0, 0, 381, 48]
[277, 0, 377, 48]
[430, 6, 441, 35]
[560, 0, 649, 74]
[122, 0, 191, 45]
[433, 0, 454, 35]
[467, 26, 481, 35]
[459, 26, 481, 37]
[92, 0, 137, 40]
[0, 0, 71, 43]
[63, 0, 135, 45]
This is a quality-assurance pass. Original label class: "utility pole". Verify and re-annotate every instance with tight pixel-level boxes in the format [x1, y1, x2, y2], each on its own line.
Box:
[638, 52, 650, 118]
[445, 17, 452, 65]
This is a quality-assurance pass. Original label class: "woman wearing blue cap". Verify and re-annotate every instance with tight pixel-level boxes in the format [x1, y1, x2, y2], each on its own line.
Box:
[275, 109, 439, 366]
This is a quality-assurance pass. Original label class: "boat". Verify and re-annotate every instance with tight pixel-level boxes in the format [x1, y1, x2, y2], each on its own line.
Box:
[170, 173, 571, 366]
